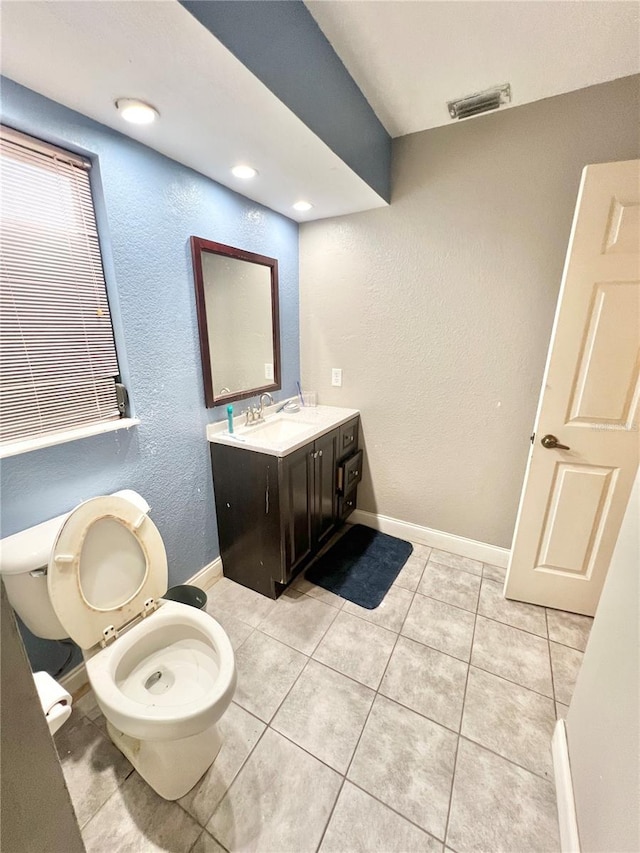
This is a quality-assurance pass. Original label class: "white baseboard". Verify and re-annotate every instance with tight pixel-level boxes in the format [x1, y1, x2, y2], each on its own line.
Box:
[350, 509, 510, 568]
[60, 661, 90, 698]
[187, 557, 223, 591]
[60, 558, 223, 698]
[552, 720, 580, 853]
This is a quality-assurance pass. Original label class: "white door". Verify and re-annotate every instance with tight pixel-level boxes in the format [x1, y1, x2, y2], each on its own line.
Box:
[505, 160, 640, 616]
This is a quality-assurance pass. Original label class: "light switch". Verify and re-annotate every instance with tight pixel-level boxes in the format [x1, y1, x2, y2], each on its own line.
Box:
[265, 363, 274, 381]
[331, 368, 342, 387]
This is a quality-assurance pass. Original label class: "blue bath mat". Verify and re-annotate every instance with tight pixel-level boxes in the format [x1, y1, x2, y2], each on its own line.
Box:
[305, 525, 413, 609]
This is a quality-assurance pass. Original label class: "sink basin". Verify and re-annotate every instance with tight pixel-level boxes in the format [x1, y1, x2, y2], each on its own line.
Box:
[244, 417, 312, 444]
[207, 405, 360, 457]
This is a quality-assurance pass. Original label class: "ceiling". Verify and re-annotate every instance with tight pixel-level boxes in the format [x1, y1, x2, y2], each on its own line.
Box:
[306, 0, 640, 137]
[0, 0, 385, 223]
[305, 0, 640, 137]
[1, 1, 638, 221]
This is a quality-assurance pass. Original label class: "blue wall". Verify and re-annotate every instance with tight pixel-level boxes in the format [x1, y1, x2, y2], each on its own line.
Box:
[0, 78, 300, 673]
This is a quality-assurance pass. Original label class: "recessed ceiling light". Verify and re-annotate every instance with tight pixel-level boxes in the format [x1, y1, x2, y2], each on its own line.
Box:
[115, 99, 159, 125]
[232, 164, 258, 179]
[293, 201, 313, 212]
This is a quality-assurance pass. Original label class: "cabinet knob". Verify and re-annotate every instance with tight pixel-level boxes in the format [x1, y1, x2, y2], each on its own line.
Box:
[318, 450, 323, 457]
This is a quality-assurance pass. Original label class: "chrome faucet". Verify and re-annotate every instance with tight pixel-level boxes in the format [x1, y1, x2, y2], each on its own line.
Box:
[244, 392, 274, 426]
[259, 392, 274, 416]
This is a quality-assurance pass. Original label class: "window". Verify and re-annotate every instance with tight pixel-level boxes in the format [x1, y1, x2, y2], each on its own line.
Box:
[0, 126, 127, 451]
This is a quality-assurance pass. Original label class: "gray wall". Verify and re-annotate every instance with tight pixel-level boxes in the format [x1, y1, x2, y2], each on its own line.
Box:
[566, 472, 639, 852]
[300, 75, 640, 548]
[1, 584, 85, 853]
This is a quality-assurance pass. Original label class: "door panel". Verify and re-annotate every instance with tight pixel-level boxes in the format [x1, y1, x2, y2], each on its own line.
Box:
[536, 463, 617, 577]
[567, 282, 640, 426]
[281, 444, 313, 580]
[314, 429, 338, 548]
[506, 160, 640, 615]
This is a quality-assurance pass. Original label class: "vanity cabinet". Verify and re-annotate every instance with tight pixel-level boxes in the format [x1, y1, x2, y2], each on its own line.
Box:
[210, 417, 361, 598]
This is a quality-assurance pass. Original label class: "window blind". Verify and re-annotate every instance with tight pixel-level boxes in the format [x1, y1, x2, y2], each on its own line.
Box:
[0, 125, 122, 446]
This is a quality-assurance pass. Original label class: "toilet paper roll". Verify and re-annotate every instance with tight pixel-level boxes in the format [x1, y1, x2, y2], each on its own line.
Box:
[33, 670, 72, 717]
[46, 702, 72, 736]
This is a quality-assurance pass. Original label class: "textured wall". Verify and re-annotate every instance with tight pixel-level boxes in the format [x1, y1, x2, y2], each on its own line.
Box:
[1, 585, 84, 853]
[300, 75, 640, 548]
[567, 471, 639, 852]
[0, 78, 299, 672]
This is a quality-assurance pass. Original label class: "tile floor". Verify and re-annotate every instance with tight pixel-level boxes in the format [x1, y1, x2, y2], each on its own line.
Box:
[55, 540, 593, 853]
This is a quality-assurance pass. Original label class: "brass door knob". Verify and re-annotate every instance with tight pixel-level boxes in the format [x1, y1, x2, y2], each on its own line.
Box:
[541, 434, 571, 450]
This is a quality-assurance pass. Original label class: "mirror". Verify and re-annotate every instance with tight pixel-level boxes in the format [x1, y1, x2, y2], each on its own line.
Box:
[190, 237, 281, 407]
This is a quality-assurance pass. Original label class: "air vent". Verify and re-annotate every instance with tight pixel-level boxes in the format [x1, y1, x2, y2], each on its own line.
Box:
[447, 84, 511, 120]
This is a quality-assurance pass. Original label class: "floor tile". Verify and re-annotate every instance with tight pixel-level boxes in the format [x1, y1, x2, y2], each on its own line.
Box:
[478, 579, 547, 637]
[418, 563, 481, 612]
[409, 542, 433, 560]
[208, 728, 341, 853]
[380, 635, 468, 731]
[74, 688, 109, 734]
[291, 575, 346, 609]
[556, 702, 570, 719]
[471, 616, 553, 697]
[402, 593, 475, 661]
[272, 660, 374, 773]
[342, 584, 413, 632]
[204, 605, 253, 651]
[82, 772, 201, 853]
[258, 588, 338, 654]
[461, 667, 556, 779]
[546, 609, 593, 652]
[447, 739, 559, 853]
[348, 695, 457, 840]
[179, 702, 265, 826]
[54, 711, 132, 828]
[191, 830, 226, 853]
[482, 562, 506, 583]
[313, 610, 396, 689]
[550, 641, 583, 705]
[394, 554, 428, 591]
[233, 630, 307, 721]
[206, 577, 276, 628]
[429, 549, 482, 576]
[319, 781, 442, 853]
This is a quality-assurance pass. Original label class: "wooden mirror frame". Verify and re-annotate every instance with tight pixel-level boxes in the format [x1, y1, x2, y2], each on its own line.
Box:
[190, 236, 281, 408]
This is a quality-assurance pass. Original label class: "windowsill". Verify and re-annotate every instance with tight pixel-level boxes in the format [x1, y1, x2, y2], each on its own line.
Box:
[0, 417, 141, 459]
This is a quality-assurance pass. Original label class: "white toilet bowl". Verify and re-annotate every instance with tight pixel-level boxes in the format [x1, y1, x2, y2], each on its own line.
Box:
[86, 599, 236, 798]
[0, 491, 236, 800]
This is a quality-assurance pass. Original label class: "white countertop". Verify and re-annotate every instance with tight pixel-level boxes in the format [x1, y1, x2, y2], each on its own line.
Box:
[206, 403, 359, 457]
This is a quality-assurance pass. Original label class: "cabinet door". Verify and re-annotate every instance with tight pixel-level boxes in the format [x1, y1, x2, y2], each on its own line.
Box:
[281, 444, 313, 579]
[313, 428, 339, 548]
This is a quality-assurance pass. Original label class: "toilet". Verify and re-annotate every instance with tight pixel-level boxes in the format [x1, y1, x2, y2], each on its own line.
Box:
[0, 490, 236, 800]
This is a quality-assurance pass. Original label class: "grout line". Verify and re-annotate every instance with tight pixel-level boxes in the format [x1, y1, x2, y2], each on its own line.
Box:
[545, 608, 559, 708]
[442, 575, 479, 847]
[345, 779, 447, 846]
[456, 734, 556, 785]
[313, 583, 420, 853]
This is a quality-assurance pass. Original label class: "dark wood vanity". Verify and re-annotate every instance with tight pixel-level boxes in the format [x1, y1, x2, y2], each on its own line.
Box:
[210, 414, 362, 598]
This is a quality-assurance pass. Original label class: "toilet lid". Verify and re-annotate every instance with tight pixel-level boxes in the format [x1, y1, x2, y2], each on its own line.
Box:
[48, 495, 168, 649]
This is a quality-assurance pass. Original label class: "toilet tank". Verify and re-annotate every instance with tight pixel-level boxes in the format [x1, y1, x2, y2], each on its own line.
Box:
[0, 490, 150, 639]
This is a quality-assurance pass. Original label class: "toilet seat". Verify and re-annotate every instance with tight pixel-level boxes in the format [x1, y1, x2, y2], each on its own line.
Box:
[48, 495, 167, 650]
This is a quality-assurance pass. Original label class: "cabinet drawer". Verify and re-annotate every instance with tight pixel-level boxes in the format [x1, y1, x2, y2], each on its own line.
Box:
[338, 449, 363, 495]
[338, 417, 359, 460]
[338, 492, 357, 521]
